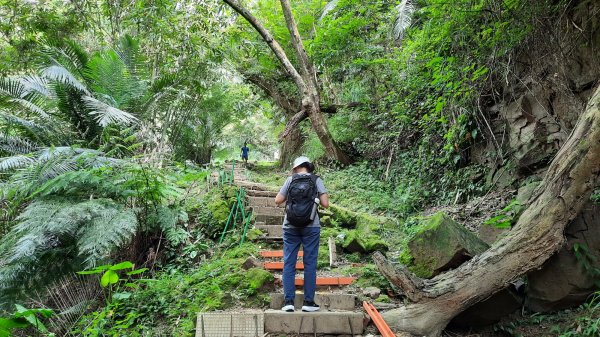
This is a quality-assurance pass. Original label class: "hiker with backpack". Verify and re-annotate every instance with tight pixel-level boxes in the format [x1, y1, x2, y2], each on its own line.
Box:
[274, 156, 329, 313]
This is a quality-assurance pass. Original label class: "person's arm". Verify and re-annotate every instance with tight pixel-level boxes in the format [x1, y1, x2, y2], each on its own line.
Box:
[275, 193, 286, 206]
[316, 177, 329, 208]
[319, 193, 329, 208]
[274, 176, 291, 206]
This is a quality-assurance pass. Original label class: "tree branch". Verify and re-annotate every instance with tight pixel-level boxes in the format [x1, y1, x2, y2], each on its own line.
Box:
[373, 251, 426, 302]
[222, 0, 305, 91]
[279, 0, 315, 88]
[278, 109, 308, 140]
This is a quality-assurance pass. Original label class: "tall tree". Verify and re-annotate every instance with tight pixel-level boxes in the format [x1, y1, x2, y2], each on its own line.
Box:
[373, 85, 600, 336]
[222, 0, 350, 164]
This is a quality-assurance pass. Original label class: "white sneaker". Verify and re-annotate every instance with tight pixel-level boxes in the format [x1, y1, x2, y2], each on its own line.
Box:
[301, 301, 320, 312]
[281, 299, 295, 312]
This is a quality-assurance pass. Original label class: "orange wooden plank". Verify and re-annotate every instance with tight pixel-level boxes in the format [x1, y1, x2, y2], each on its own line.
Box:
[363, 301, 395, 337]
[259, 250, 304, 258]
[264, 262, 304, 270]
[293, 277, 356, 286]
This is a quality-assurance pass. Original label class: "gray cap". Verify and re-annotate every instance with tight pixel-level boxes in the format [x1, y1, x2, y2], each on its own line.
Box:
[292, 156, 310, 169]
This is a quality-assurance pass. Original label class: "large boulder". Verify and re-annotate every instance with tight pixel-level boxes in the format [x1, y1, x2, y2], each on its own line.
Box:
[342, 229, 388, 253]
[526, 201, 600, 312]
[450, 285, 524, 328]
[406, 212, 490, 278]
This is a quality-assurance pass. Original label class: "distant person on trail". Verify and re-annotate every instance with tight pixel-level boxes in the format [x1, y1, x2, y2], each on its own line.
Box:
[240, 142, 249, 165]
[274, 156, 329, 313]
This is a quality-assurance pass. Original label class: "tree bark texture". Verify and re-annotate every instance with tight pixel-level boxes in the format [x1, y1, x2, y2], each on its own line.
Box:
[242, 73, 305, 167]
[375, 85, 600, 336]
[223, 0, 350, 164]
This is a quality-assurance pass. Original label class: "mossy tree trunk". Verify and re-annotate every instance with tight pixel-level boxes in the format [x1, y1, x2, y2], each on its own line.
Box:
[374, 85, 600, 336]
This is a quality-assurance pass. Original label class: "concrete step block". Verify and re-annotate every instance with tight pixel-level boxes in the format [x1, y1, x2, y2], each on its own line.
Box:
[256, 225, 283, 237]
[264, 310, 364, 334]
[251, 206, 285, 216]
[246, 190, 278, 198]
[269, 293, 357, 311]
[247, 196, 279, 207]
[255, 214, 284, 226]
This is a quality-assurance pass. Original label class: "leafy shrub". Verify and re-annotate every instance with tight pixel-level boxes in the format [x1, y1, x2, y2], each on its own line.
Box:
[73, 245, 270, 337]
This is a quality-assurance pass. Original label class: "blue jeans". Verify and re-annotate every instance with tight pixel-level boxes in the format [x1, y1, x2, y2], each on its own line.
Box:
[283, 227, 320, 302]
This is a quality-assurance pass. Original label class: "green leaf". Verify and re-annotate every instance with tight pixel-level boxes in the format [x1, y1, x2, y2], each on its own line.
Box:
[14, 305, 48, 332]
[0, 317, 28, 330]
[109, 261, 134, 271]
[112, 292, 132, 300]
[100, 270, 119, 287]
[125, 267, 148, 276]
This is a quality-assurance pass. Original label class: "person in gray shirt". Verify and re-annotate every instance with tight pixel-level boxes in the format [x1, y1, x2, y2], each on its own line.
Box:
[275, 156, 329, 312]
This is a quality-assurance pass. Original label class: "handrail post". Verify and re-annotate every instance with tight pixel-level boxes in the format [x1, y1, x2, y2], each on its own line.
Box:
[219, 191, 238, 244]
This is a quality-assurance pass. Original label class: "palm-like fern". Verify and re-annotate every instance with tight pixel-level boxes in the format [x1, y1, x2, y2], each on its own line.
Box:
[392, 0, 416, 41]
[0, 198, 138, 309]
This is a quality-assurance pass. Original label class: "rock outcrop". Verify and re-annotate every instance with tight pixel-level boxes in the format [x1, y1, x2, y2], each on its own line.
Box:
[405, 212, 489, 278]
[526, 201, 600, 312]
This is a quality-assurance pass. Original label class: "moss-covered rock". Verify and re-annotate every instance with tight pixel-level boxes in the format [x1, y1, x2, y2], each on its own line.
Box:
[407, 212, 489, 278]
[342, 229, 388, 253]
[242, 268, 274, 295]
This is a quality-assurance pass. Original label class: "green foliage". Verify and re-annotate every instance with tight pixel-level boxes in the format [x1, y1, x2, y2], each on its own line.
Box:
[0, 198, 138, 309]
[0, 305, 54, 337]
[78, 261, 147, 288]
[573, 243, 600, 286]
[559, 293, 600, 336]
[483, 199, 523, 229]
[73, 245, 269, 337]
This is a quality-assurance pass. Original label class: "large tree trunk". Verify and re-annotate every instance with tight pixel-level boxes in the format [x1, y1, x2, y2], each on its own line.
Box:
[280, 124, 304, 168]
[374, 85, 600, 336]
[222, 0, 350, 165]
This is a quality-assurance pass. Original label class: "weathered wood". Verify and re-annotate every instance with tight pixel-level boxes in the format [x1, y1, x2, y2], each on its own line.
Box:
[377, 85, 600, 336]
[373, 251, 424, 302]
[328, 237, 337, 267]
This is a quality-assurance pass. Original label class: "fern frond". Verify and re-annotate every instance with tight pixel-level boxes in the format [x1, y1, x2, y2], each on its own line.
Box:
[82, 95, 138, 127]
[7, 97, 51, 118]
[42, 65, 90, 94]
[0, 155, 35, 171]
[0, 77, 26, 99]
[0, 198, 138, 307]
[319, 0, 339, 21]
[78, 203, 137, 267]
[19, 75, 51, 98]
[392, 0, 416, 41]
[116, 35, 145, 78]
[0, 133, 39, 155]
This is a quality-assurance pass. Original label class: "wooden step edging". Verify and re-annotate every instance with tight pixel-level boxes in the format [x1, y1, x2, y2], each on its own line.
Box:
[363, 301, 395, 337]
[260, 250, 303, 258]
[290, 277, 356, 286]
[264, 262, 304, 270]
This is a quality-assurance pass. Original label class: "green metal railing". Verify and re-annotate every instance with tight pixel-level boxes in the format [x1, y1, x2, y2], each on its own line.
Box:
[217, 161, 236, 186]
[218, 186, 253, 246]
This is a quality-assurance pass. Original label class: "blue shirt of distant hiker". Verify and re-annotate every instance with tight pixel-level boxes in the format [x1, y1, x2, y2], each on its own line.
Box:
[278, 173, 327, 228]
[241, 146, 249, 159]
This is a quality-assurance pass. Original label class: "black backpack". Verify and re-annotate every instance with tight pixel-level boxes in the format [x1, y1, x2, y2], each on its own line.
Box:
[285, 174, 319, 227]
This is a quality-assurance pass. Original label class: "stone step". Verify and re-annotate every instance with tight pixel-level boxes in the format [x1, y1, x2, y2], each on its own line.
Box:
[269, 293, 357, 311]
[251, 206, 285, 216]
[264, 310, 364, 334]
[236, 181, 274, 191]
[255, 214, 284, 226]
[256, 225, 283, 238]
[246, 190, 279, 198]
[247, 196, 279, 207]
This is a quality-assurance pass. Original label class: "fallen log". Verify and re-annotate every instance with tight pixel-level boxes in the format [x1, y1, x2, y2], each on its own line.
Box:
[374, 84, 600, 336]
